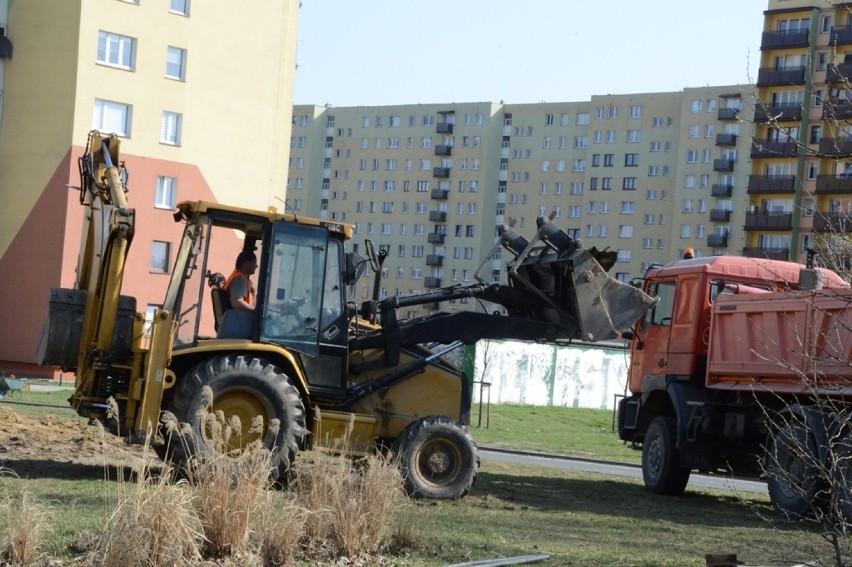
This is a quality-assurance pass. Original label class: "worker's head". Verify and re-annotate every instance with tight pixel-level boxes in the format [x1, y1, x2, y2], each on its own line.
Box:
[235, 250, 257, 275]
[683, 247, 694, 260]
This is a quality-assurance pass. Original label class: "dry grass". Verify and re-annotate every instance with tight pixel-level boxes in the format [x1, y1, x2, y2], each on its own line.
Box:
[0, 490, 49, 566]
[188, 407, 276, 559]
[86, 465, 201, 567]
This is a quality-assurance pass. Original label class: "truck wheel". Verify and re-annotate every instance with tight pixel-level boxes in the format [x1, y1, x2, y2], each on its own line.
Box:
[159, 355, 306, 480]
[642, 415, 690, 495]
[766, 420, 823, 518]
[392, 416, 479, 499]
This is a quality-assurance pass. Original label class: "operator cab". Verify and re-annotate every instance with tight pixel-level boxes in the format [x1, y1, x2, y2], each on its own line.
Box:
[163, 202, 363, 395]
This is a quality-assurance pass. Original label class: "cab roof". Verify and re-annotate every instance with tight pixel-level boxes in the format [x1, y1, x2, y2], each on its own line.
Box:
[645, 255, 849, 290]
[175, 200, 354, 239]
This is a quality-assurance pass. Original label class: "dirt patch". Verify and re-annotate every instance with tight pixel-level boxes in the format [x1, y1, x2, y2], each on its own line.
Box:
[0, 406, 154, 479]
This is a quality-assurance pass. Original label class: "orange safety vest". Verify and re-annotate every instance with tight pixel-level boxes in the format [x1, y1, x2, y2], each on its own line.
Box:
[223, 269, 255, 306]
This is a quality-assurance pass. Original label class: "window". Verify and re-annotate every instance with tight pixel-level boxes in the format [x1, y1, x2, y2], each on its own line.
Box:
[155, 176, 177, 209]
[626, 130, 641, 143]
[595, 106, 605, 120]
[650, 141, 661, 152]
[165, 46, 187, 80]
[161, 111, 182, 145]
[602, 177, 613, 190]
[617, 250, 631, 262]
[606, 131, 617, 143]
[620, 201, 635, 214]
[680, 224, 692, 238]
[690, 99, 703, 113]
[624, 153, 639, 166]
[466, 225, 475, 237]
[622, 177, 637, 190]
[628, 105, 643, 118]
[576, 113, 590, 125]
[572, 159, 586, 171]
[604, 154, 614, 167]
[618, 225, 633, 238]
[151, 241, 171, 272]
[570, 182, 584, 195]
[821, 14, 832, 33]
[683, 199, 694, 213]
[170, 0, 190, 15]
[688, 125, 700, 138]
[687, 150, 698, 163]
[574, 136, 588, 148]
[93, 99, 132, 136]
[97, 31, 136, 69]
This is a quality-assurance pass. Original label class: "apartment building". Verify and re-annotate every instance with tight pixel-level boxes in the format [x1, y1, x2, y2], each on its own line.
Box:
[0, 0, 300, 376]
[749, 0, 852, 265]
[290, 87, 754, 315]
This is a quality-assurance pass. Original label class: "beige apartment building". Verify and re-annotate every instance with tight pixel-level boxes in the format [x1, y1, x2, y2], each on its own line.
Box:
[290, 87, 755, 315]
[749, 0, 852, 267]
[0, 0, 300, 376]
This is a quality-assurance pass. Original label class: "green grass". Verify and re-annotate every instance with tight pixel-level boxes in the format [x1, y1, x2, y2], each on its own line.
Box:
[0, 384, 80, 421]
[470, 403, 643, 465]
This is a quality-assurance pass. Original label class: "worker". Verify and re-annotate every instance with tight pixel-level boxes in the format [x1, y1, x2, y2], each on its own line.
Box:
[683, 247, 694, 260]
[224, 251, 257, 311]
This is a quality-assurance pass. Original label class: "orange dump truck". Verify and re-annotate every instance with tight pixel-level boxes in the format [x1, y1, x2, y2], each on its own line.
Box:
[617, 255, 852, 517]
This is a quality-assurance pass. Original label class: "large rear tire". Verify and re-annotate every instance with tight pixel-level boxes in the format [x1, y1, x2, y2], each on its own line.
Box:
[392, 416, 479, 500]
[642, 415, 691, 495]
[158, 355, 306, 480]
[766, 419, 823, 518]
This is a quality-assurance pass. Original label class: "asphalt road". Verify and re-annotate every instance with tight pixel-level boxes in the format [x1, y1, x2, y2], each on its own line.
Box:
[480, 448, 768, 495]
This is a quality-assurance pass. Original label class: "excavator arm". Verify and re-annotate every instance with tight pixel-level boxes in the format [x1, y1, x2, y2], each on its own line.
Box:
[37, 132, 175, 440]
[350, 214, 657, 369]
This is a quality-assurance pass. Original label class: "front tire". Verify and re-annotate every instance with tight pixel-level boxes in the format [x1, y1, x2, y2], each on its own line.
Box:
[392, 416, 479, 499]
[642, 415, 691, 495]
[158, 355, 306, 480]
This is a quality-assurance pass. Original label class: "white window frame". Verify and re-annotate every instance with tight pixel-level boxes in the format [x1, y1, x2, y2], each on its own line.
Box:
[170, 0, 190, 15]
[161, 111, 183, 145]
[97, 31, 136, 70]
[166, 46, 187, 80]
[151, 241, 172, 273]
[155, 176, 177, 209]
[93, 98, 132, 137]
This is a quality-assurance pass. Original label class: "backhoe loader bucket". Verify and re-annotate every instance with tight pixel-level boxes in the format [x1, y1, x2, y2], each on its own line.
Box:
[499, 217, 656, 342]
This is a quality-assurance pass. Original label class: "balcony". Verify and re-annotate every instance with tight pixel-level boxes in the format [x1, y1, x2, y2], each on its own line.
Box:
[717, 107, 741, 120]
[436, 123, 453, 134]
[756, 66, 806, 87]
[747, 175, 796, 194]
[428, 210, 447, 222]
[823, 102, 852, 123]
[711, 184, 733, 197]
[427, 233, 445, 244]
[715, 133, 738, 146]
[760, 29, 809, 50]
[742, 247, 790, 261]
[753, 103, 802, 123]
[707, 234, 729, 248]
[433, 167, 450, 178]
[750, 139, 798, 158]
[713, 159, 735, 172]
[434, 145, 452, 156]
[831, 25, 852, 46]
[709, 209, 732, 222]
[431, 189, 449, 200]
[827, 63, 852, 84]
[425, 277, 442, 288]
[744, 212, 793, 230]
[813, 212, 852, 233]
[816, 174, 852, 194]
[426, 254, 444, 266]
[819, 137, 852, 156]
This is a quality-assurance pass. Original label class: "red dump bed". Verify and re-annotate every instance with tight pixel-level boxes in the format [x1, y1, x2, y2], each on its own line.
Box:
[707, 288, 852, 395]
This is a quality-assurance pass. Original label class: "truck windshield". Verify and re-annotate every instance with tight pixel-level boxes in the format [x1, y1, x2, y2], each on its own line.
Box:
[260, 221, 329, 357]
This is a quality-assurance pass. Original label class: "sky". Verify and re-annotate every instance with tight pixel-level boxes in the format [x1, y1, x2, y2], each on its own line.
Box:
[293, 0, 767, 108]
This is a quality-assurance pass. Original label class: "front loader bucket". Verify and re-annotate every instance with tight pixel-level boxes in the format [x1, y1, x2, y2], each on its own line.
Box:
[499, 217, 657, 342]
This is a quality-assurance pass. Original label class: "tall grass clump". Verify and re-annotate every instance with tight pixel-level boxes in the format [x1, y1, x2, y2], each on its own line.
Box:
[85, 463, 201, 567]
[187, 388, 277, 559]
[288, 413, 410, 560]
[0, 490, 49, 566]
